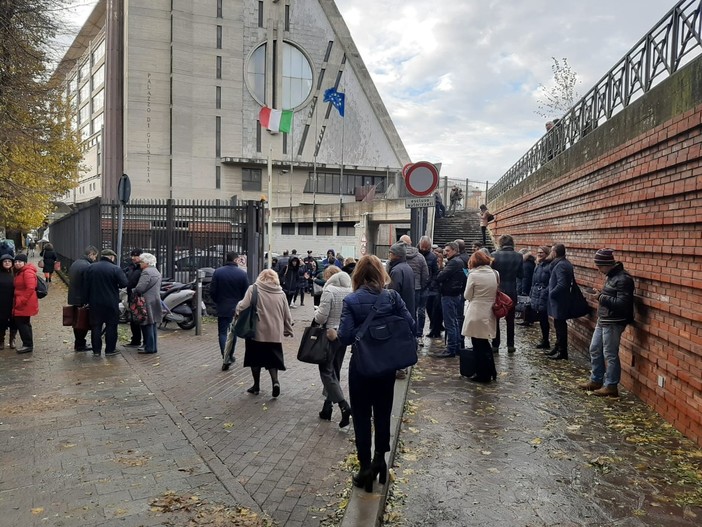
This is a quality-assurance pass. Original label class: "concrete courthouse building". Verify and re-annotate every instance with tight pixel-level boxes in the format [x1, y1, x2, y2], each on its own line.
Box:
[55, 0, 410, 233]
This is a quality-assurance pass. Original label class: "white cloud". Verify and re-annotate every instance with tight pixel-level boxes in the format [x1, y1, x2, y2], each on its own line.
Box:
[336, 0, 675, 182]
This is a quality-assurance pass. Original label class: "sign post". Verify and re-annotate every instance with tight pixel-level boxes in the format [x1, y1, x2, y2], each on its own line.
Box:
[116, 174, 131, 268]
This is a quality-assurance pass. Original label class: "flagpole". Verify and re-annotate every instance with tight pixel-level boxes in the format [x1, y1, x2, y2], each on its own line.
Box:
[267, 145, 273, 270]
[313, 98, 318, 225]
[339, 103, 345, 216]
[289, 114, 293, 222]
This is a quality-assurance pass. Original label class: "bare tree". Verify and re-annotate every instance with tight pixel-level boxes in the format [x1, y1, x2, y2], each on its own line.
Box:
[535, 57, 581, 119]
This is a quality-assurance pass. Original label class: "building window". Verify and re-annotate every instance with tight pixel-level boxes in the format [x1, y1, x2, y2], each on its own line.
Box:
[317, 223, 333, 236]
[298, 223, 313, 235]
[217, 0, 222, 18]
[92, 40, 105, 65]
[338, 222, 355, 236]
[216, 166, 221, 189]
[281, 223, 295, 235]
[92, 64, 104, 89]
[282, 133, 287, 155]
[216, 86, 221, 109]
[242, 168, 262, 191]
[245, 41, 313, 109]
[92, 89, 104, 114]
[78, 103, 90, 125]
[256, 121, 261, 153]
[258, 1, 264, 27]
[91, 113, 104, 135]
[216, 25, 222, 49]
[216, 55, 222, 79]
[79, 60, 90, 83]
[304, 172, 387, 195]
[79, 82, 90, 105]
[215, 116, 221, 157]
[285, 4, 290, 31]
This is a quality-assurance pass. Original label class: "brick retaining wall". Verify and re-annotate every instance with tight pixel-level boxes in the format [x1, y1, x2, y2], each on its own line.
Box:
[490, 56, 702, 446]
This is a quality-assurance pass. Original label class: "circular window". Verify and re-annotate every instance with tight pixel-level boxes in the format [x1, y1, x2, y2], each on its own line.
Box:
[246, 41, 314, 109]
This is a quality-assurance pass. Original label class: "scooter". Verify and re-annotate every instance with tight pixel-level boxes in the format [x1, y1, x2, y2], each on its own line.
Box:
[160, 280, 205, 330]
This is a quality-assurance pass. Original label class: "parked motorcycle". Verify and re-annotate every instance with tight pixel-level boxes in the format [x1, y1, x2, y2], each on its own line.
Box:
[160, 279, 205, 330]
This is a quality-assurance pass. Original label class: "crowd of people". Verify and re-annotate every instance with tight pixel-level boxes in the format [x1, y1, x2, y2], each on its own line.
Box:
[0, 223, 635, 494]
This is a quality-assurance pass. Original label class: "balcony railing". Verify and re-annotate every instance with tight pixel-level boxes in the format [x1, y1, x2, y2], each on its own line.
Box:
[488, 0, 702, 201]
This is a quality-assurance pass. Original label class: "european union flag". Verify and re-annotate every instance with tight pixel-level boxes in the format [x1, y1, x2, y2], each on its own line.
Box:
[324, 87, 345, 117]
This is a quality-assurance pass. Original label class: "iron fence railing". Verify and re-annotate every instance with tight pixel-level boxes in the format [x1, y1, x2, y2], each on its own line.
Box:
[49, 198, 264, 283]
[488, 0, 702, 201]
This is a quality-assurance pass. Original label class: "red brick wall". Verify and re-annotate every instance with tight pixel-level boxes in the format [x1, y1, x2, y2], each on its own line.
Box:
[490, 103, 702, 446]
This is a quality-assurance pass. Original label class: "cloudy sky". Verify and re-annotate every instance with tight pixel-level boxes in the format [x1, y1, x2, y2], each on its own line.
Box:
[67, 1, 675, 183]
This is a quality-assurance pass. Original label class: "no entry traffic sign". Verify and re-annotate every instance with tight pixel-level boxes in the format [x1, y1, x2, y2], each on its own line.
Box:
[404, 162, 439, 197]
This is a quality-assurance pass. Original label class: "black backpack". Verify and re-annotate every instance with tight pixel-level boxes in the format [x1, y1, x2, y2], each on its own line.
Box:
[36, 274, 48, 299]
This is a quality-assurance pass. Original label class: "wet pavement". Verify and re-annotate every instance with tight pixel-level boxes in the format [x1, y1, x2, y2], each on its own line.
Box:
[388, 324, 702, 527]
[1, 268, 701, 527]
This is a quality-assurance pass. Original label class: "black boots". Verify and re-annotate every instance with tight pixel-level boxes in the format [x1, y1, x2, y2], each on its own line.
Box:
[339, 401, 351, 428]
[535, 340, 550, 349]
[547, 346, 568, 360]
[353, 452, 388, 493]
[319, 401, 332, 421]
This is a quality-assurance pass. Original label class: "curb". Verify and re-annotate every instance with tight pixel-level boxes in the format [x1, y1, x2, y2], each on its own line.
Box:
[340, 369, 412, 527]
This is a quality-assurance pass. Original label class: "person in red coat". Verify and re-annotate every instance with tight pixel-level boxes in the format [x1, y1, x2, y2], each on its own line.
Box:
[12, 254, 38, 354]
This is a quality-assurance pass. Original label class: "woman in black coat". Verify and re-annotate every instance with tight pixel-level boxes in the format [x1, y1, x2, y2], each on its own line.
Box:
[0, 254, 17, 349]
[530, 246, 551, 349]
[334, 255, 415, 493]
[547, 244, 574, 360]
[40, 242, 58, 282]
[282, 256, 304, 307]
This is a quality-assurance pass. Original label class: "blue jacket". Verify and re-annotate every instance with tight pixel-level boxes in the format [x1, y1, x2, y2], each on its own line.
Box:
[529, 261, 551, 313]
[338, 287, 416, 347]
[548, 257, 574, 319]
[209, 263, 250, 317]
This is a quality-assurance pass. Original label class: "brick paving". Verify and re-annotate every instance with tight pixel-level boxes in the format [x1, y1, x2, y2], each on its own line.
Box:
[0, 276, 357, 526]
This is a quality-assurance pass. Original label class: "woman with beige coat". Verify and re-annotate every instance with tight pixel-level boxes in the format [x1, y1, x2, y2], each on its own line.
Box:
[235, 269, 294, 396]
[461, 250, 498, 383]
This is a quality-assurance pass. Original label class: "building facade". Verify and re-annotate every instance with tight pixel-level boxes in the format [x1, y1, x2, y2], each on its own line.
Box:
[55, 0, 410, 229]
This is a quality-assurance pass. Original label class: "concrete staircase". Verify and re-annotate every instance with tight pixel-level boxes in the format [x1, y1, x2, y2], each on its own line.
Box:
[432, 208, 494, 251]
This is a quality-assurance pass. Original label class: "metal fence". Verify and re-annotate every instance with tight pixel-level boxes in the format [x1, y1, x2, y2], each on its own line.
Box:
[49, 198, 264, 283]
[489, 0, 702, 201]
[437, 177, 490, 210]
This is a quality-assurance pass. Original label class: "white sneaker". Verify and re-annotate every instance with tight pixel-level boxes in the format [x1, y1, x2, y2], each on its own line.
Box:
[417, 337, 424, 347]
[290, 302, 297, 309]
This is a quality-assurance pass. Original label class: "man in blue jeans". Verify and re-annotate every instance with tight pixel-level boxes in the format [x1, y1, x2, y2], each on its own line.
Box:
[432, 242, 466, 358]
[579, 249, 635, 397]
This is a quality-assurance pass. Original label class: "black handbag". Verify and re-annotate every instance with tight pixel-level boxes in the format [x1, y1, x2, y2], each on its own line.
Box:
[234, 285, 258, 339]
[352, 290, 418, 377]
[567, 278, 590, 319]
[297, 325, 331, 364]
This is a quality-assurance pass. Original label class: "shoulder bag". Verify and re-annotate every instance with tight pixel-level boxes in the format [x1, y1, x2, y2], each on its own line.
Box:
[352, 290, 418, 377]
[492, 270, 514, 319]
[129, 294, 148, 324]
[567, 277, 590, 319]
[297, 298, 332, 364]
[233, 285, 258, 339]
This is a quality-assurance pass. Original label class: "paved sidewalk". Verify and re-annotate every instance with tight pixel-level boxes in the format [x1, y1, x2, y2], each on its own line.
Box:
[0, 278, 368, 526]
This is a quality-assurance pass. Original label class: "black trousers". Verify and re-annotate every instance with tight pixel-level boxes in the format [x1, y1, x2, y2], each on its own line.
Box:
[90, 305, 119, 354]
[73, 327, 89, 349]
[427, 293, 443, 335]
[492, 305, 516, 349]
[349, 360, 395, 466]
[14, 316, 33, 347]
[537, 310, 550, 343]
[554, 318, 568, 351]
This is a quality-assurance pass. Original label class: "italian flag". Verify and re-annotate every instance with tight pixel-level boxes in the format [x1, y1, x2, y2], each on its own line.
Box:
[259, 106, 293, 133]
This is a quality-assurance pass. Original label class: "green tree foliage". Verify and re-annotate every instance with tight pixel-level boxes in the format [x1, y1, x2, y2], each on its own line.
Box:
[0, 0, 82, 230]
[536, 57, 582, 119]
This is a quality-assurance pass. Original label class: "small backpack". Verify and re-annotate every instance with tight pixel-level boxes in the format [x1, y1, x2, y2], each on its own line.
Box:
[36, 274, 48, 299]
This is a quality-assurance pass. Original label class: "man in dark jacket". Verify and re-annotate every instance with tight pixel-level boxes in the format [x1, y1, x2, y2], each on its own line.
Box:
[547, 243, 574, 360]
[124, 248, 144, 348]
[67, 245, 98, 351]
[418, 236, 438, 339]
[434, 242, 466, 358]
[579, 249, 635, 397]
[491, 234, 523, 353]
[387, 243, 415, 316]
[84, 249, 128, 356]
[210, 252, 250, 370]
[399, 235, 428, 340]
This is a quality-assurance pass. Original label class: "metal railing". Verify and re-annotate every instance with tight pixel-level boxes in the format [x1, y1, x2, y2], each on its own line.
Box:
[489, 0, 702, 201]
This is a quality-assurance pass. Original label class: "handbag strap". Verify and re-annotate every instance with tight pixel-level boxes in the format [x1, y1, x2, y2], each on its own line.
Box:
[355, 290, 389, 342]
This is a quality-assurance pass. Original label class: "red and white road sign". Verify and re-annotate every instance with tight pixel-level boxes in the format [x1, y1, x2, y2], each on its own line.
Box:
[404, 161, 440, 197]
